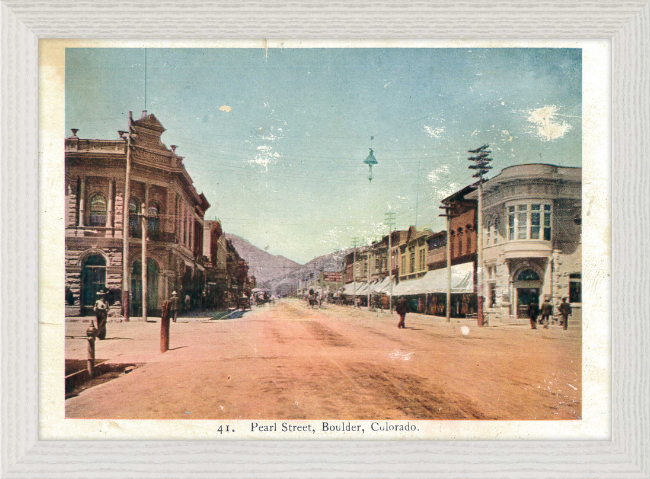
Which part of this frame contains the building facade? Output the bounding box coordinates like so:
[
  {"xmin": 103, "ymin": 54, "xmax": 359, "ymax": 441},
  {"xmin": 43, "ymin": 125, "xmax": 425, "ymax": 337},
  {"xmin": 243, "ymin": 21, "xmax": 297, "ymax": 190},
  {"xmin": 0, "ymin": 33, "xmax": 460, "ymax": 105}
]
[
  {"xmin": 65, "ymin": 112, "xmax": 210, "ymax": 316},
  {"xmin": 398, "ymin": 226, "xmax": 432, "ymax": 281},
  {"xmin": 466, "ymin": 164, "xmax": 582, "ymax": 320}
]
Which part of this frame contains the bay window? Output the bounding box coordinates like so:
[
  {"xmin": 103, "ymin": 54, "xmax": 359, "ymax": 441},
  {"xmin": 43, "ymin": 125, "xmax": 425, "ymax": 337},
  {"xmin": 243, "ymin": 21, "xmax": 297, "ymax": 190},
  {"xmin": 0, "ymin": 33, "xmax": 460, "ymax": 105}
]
[{"xmin": 507, "ymin": 202, "xmax": 552, "ymax": 241}]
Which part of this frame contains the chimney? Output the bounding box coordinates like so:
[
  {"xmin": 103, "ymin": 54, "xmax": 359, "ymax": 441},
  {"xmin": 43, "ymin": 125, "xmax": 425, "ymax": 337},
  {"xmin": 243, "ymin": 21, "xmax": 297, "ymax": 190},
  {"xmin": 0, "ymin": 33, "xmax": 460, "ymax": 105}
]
[
  {"xmin": 70, "ymin": 129, "xmax": 79, "ymax": 138},
  {"xmin": 141, "ymin": 110, "xmax": 147, "ymax": 118},
  {"xmin": 170, "ymin": 145, "xmax": 178, "ymax": 153}
]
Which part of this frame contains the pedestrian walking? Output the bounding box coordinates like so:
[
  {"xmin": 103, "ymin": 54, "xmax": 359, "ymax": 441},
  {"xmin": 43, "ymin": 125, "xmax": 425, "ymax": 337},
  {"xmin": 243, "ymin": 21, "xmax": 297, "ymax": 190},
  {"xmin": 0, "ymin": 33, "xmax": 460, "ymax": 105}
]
[
  {"xmin": 184, "ymin": 293, "xmax": 191, "ymax": 312},
  {"xmin": 528, "ymin": 299, "xmax": 540, "ymax": 329},
  {"xmin": 93, "ymin": 290, "xmax": 109, "ymax": 340},
  {"xmin": 540, "ymin": 298, "xmax": 553, "ymax": 329},
  {"xmin": 396, "ymin": 297, "xmax": 409, "ymax": 329},
  {"xmin": 558, "ymin": 297, "xmax": 572, "ymax": 330},
  {"xmin": 170, "ymin": 291, "xmax": 179, "ymax": 322}
]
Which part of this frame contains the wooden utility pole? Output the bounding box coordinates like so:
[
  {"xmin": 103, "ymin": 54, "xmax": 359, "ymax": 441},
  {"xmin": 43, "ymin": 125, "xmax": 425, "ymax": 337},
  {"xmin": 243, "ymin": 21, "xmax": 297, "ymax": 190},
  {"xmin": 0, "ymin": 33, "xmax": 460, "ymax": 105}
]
[
  {"xmin": 385, "ymin": 212, "xmax": 395, "ymax": 311},
  {"xmin": 439, "ymin": 205, "xmax": 459, "ymax": 322},
  {"xmin": 468, "ymin": 144, "xmax": 493, "ymax": 327},
  {"xmin": 121, "ymin": 112, "xmax": 135, "ymax": 321},
  {"xmin": 367, "ymin": 248, "xmax": 371, "ymax": 310},
  {"xmin": 351, "ymin": 237, "xmax": 359, "ymax": 307},
  {"xmin": 141, "ymin": 201, "xmax": 148, "ymax": 322}
]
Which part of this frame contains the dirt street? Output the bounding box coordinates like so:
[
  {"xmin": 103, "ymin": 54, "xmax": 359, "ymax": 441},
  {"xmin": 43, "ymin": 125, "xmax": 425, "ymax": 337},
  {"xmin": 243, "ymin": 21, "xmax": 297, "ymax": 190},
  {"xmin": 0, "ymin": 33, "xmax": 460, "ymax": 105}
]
[{"xmin": 66, "ymin": 299, "xmax": 581, "ymax": 420}]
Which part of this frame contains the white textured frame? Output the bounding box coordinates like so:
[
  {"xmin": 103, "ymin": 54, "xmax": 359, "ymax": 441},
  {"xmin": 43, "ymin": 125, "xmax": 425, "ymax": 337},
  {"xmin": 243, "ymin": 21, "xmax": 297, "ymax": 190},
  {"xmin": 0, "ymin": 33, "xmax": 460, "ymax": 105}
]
[{"xmin": 1, "ymin": 1, "xmax": 648, "ymax": 477}]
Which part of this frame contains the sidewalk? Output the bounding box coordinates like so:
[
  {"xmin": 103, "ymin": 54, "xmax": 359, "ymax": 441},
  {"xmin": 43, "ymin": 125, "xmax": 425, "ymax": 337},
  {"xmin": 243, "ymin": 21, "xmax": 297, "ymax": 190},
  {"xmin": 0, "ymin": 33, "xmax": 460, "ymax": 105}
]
[{"xmin": 66, "ymin": 313, "xmax": 229, "ymax": 365}]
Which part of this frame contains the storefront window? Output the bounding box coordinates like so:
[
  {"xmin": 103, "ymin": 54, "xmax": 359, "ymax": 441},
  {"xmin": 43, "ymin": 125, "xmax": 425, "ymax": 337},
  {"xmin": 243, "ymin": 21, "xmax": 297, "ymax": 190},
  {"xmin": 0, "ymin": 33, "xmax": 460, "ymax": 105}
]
[{"xmin": 569, "ymin": 273, "xmax": 581, "ymax": 303}]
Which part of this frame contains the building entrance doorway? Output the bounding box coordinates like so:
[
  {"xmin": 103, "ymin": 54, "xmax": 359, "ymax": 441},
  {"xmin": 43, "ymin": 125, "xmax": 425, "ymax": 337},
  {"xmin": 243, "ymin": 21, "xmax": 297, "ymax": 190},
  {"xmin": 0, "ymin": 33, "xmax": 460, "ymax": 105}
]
[
  {"xmin": 81, "ymin": 254, "xmax": 106, "ymax": 315},
  {"xmin": 517, "ymin": 288, "xmax": 540, "ymax": 318},
  {"xmin": 512, "ymin": 268, "xmax": 543, "ymax": 318}
]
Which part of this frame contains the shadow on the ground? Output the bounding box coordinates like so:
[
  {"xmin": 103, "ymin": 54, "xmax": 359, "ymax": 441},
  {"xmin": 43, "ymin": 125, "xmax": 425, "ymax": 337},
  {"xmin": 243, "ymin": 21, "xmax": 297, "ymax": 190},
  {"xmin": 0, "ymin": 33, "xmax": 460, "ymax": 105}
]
[{"xmin": 168, "ymin": 346, "xmax": 188, "ymax": 351}]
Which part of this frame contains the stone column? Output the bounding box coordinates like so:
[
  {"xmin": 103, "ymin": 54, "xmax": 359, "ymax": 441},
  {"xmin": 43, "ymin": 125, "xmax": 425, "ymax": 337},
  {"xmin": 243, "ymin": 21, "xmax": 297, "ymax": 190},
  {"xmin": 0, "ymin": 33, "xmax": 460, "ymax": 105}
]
[
  {"xmin": 543, "ymin": 257, "xmax": 553, "ymax": 300},
  {"xmin": 188, "ymin": 207, "xmax": 194, "ymax": 252},
  {"xmin": 107, "ymin": 179, "xmax": 114, "ymax": 232},
  {"xmin": 181, "ymin": 202, "xmax": 186, "ymax": 246},
  {"xmin": 65, "ymin": 182, "xmax": 71, "ymax": 229},
  {"xmin": 77, "ymin": 177, "xmax": 85, "ymax": 227}
]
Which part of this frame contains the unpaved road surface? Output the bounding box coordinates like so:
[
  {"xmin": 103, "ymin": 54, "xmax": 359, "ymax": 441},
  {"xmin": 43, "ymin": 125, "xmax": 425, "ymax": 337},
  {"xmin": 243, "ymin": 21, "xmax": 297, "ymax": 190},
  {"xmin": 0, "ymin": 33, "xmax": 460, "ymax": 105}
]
[{"xmin": 66, "ymin": 299, "xmax": 581, "ymax": 420}]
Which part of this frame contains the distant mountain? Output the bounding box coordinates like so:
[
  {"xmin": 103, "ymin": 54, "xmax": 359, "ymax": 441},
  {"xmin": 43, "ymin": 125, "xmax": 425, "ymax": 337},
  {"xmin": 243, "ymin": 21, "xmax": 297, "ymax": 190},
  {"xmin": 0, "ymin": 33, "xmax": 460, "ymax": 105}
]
[
  {"xmin": 224, "ymin": 234, "xmax": 301, "ymax": 286},
  {"xmin": 263, "ymin": 248, "xmax": 350, "ymax": 296}
]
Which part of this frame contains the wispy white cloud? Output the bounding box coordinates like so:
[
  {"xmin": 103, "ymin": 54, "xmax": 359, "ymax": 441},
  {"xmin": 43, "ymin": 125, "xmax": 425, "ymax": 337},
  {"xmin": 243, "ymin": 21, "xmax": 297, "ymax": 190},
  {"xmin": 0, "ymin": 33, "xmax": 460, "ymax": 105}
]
[
  {"xmin": 427, "ymin": 164, "xmax": 450, "ymax": 184},
  {"xmin": 423, "ymin": 125, "xmax": 445, "ymax": 138},
  {"xmin": 249, "ymin": 144, "xmax": 281, "ymax": 171},
  {"xmin": 526, "ymin": 105, "xmax": 573, "ymax": 141}
]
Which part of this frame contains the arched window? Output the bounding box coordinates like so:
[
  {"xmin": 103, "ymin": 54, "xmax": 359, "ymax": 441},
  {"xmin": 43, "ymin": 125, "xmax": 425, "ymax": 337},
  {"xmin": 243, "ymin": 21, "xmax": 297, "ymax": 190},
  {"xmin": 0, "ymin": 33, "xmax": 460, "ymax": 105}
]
[
  {"xmin": 129, "ymin": 197, "xmax": 141, "ymax": 238},
  {"xmin": 516, "ymin": 269, "xmax": 540, "ymax": 281},
  {"xmin": 89, "ymin": 194, "xmax": 107, "ymax": 226},
  {"xmin": 148, "ymin": 202, "xmax": 161, "ymax": 240},
  {"xmin": 457, "ymin": 228, "xmax": 463, "ymax": 256}
]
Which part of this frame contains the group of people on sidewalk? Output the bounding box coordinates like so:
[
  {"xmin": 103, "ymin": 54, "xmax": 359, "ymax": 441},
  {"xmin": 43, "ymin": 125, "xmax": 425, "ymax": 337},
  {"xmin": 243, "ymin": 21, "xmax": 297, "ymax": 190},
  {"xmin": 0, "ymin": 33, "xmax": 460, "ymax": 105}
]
[
  {"xmin": 528, "ymin": 297, "xmax": 573, "ymax": 330},
  {"xmin": 394, "ymin": 295, "xmax": 573, "ymax": 331}
]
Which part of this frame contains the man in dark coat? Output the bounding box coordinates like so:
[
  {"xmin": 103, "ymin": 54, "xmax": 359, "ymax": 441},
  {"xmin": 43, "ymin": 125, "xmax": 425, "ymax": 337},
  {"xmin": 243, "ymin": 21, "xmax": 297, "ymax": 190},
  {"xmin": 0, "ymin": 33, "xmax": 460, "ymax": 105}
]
[
  {"xmin": 540, "ymin": 298, "xmax": 553, "ymax": 329},
  {"xmin": 558, "ymin": 297, "xmax": 572, "ymax": 330},
  {"xmin": 528, "ymin": 300, "xmax": 540, "ymax": 329},
  {"xmin": 93, "ymin": 291, "xmax": 109, "ymax": 340},
  {"xmin": 396, "ymin": 297, "xmax": 409, "ymax": 329},
  {"xmin": 170, "ymin": 291, "xmax": 179, "ymax": 322}
]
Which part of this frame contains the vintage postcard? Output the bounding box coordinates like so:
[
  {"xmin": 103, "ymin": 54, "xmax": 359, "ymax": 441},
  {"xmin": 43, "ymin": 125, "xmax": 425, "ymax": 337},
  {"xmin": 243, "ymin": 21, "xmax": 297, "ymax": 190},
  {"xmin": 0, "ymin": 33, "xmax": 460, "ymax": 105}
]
[{"xmin": 40, "ymin": 40, "xmax": 610, "ymax": 440}]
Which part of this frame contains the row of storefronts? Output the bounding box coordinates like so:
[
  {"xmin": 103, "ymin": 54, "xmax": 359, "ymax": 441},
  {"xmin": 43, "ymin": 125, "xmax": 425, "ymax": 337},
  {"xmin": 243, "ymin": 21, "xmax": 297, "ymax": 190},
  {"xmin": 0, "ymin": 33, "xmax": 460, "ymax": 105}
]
[
  {"xmin": 341, "ymin": 163, "xmax": 582, "ymax": 321},
  {"xmin": 64, "ymin": 112, "xmax": 253, "ymax": 317}
]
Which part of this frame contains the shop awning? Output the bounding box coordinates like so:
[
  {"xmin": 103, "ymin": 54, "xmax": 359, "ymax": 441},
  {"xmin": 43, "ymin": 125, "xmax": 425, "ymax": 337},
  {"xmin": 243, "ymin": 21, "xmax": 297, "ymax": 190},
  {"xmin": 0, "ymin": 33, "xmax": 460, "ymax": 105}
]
[
  {"xmin": 392, "ymin": 263, "xmax": 475, "ymax": 296},
  {"xmin": 419, "ymin": 262, "xmax": 474, "ymax": 294},
  {"xmin": 342, "ymin": 282, "xmax": 362, "ymax": 295},
  {"xmin": 373, "ymin": 276, "xmax": 395, "ymax": 294}
]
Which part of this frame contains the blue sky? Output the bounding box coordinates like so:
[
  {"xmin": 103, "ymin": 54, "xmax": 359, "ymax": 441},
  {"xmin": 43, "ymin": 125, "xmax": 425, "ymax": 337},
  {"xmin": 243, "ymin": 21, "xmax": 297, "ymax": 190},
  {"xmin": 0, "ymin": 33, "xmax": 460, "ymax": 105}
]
[{"xmin": 66, "ymin": 48, "xmax": 581, "ymax": 264}]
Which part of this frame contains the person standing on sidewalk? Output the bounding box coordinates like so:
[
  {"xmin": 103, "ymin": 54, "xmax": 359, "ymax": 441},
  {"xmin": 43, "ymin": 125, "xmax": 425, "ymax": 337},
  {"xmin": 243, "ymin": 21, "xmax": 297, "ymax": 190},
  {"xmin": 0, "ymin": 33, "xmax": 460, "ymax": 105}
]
[
  {"xmin": 540, "ymin": 298, "xmax": 553, "ymax": 329},
  {"xmin": 93, "ymin": 291, "xmax": 109, "ymax": 340},
  {"xmin": 558, "ymin": 297, "xmax": 572, "ymax": 330},
  {"xmin": 396, "ymin": 296, "xmax": 409, "ymax": 329},
  {"xmin": 170, "ymin": 291, "xmax": 179, "ymax": 322},
  {"xmin": 528, "ymin": 299, "xmax": 540, "ymax": 329}
]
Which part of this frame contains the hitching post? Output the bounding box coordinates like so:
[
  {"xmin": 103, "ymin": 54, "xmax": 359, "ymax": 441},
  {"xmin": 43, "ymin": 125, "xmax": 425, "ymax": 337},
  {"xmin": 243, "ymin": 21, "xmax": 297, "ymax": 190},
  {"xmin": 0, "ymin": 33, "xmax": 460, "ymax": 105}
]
[
  {"xmin": 160, "ymin": 299, "xmax": 170, "ymax": 353},
  {"xmin": 86, "ymin": 325, "xmax": 97, "ymax": 379}
]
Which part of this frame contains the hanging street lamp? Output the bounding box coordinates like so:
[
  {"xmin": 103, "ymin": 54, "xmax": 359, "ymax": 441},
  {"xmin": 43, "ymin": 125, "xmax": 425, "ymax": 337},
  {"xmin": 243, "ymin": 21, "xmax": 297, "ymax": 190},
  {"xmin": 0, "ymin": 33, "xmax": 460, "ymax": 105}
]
[{"xmin": 363, "ymin": 148, "xmax": 378, "ymax": 182}]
